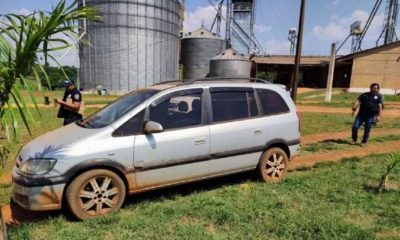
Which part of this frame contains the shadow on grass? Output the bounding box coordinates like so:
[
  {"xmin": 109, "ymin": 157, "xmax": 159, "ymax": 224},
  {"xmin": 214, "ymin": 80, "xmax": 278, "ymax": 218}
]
[
  {"xmin": 320, "ymin": 139, "xmax": 353, "ymax": 145},
  {"xmin": 5, "ymin": 201, "xmax": 63, "ymax": 227},
  {"xmin": 123, "ymin": 171, "xmax": 259, "ymax": 207},
  {"xmin": 4, "ymin": 171, "xmax": 260, "ymax": 225}
]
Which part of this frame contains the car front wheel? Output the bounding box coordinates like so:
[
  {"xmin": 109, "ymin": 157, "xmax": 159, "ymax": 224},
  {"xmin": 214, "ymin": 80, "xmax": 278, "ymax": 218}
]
[
  {"xmin": 258, "ymin": 147, "xmax": 288, "ymax": 183},
  {"xmin": 66, "ymin": 169, "xmax": 126, "ymax": 220}
]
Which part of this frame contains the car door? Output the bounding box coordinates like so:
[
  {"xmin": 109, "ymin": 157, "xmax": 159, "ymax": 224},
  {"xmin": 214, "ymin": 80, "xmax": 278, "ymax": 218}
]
[
  {"xmin": 133, "ymin": 88, "xmax": 210, "ymax": 189},
  {"xmin": 208, "ymin": 87, "xmax": 266, "ymax": 174}
]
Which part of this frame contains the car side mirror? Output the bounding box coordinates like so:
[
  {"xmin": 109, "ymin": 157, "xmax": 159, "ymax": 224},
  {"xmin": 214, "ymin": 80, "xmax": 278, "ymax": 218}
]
[{"xmin": 144, "ymin": 121, "xmax": 163, "ymax": 134}]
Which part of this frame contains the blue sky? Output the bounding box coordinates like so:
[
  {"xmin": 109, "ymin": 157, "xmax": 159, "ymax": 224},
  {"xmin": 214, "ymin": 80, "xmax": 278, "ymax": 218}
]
[{"xmin": 0, "ymin": 0, "xmax": 397, "ymax": 65}]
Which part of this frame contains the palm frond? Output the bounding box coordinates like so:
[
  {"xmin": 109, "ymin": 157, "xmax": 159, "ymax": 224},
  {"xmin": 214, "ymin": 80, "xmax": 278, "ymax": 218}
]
[{"xmin": 0, "ymin": 0, "xmax": 100, "ymax": 142}]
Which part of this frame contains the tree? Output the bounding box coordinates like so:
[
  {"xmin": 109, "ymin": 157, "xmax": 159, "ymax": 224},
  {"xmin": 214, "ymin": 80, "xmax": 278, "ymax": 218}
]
[{"xmin": 0, "ymin": 0, "xmax": 100, "ymax": 141}]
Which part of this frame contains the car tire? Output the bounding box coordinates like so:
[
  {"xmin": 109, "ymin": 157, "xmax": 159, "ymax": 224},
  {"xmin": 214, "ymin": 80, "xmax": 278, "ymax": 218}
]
[
  {"xmin": 66, "ymin": 169, "xmax": 126, "ymax": 220},
  {"xmin": 258, "ymin": 147, "xmax": 288, "ymax": 183}
]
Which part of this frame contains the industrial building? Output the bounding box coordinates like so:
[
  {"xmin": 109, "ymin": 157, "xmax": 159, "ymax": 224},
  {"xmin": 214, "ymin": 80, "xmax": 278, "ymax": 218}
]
[
  {"xmin": 338, "ymin": 41, "xmax": 400, "ymax": 94},
  {"xmin": 253, "ymin": 55, "xmax": 352, "ymax": 89}
]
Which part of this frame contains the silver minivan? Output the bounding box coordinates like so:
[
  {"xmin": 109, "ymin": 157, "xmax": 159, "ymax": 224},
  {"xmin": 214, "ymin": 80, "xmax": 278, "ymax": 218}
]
[{"xmin": 12, "ymin": 78, "xmax": 300, "ymax": 220}]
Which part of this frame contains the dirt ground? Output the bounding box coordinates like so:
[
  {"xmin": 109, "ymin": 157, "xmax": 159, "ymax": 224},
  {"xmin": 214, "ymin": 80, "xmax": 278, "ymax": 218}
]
[
  {"xmin": 301, "ymin": 128, "xmax": 400, "ymax": 145},
  {"xmin": 290, "ymin": 140, "xmax": 400, "ymax": 170}
]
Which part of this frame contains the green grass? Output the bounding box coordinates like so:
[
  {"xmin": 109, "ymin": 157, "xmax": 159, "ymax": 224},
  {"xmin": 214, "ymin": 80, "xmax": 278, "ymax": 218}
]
[
  {"xmin": 297, "ymin": 89, "xmax": 400, "ymax": 108},
  {"xmin": 7, "ymin": 154, "xmax": 400, "ymax": 240},
  {"xmin": 300, "ymin": 112, "xmax": 400, "ymax": 136},
  {"xmin": 303, "ymin": 135, "xmax": 400, "ymax": 153},
  {"xmin": 300, "ymin": 112, "xmax": 354, "ymax": 136}
]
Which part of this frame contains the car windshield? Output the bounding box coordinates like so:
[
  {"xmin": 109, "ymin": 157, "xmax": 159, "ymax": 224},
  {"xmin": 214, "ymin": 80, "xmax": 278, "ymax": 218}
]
[{"xmin": 77, "ymin": 89, "xmax": 159, "ymax": 129}]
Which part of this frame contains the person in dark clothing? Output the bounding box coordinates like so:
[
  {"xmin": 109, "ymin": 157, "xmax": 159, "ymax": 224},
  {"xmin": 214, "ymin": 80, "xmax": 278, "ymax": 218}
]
[
  {"xmin": 351, "ymin": 83, "xmax": 383, "ymax": 146},
  {"xmin": 55, "ymin": 80, "xmax": 83, "ymax": 126}
]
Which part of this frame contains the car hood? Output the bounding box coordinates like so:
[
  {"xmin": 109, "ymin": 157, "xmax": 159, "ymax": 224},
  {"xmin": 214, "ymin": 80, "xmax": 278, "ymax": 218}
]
[{"xmin": 18, "ymin": 123, "xmax": 105, "ymax": 162}]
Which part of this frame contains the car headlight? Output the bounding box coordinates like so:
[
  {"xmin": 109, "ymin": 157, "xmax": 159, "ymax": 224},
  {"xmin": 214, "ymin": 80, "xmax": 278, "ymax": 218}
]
[{"xmin": 19, "ymin": 158, "xmax": 57, "ymax": 175}]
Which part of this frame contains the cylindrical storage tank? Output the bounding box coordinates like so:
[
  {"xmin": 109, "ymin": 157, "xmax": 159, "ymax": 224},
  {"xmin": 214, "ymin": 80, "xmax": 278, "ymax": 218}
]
[
  {"xmin": 79, "ymin": 0, "xmax": 181, "ymax": 93},
  {"xmin": 209, "ymin": 48, "xmax": 252, "ymax": 78},
  {"xmin": 180, "ymin": 26, "xmax": 225, "ymax": 80}
]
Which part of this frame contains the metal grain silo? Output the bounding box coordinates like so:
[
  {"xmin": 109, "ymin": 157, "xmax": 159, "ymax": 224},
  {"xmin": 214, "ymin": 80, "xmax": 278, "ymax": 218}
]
[
  {"xmin": 180, "ymin": 26, "xmax": 225, "ymax": 80},
  {"xmin": 79, "ymin": 0, "xmax": 181, "ymax": 93},
  {"xmin": 209, "ymin": 48, "xmax": 252, "ymax": 77}
]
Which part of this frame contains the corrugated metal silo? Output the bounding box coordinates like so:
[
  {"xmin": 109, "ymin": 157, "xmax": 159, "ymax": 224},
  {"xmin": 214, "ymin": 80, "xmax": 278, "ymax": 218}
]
[
  {"xmin": 79, "ymin": 0, "xmax": 181, "ymax": 93},
  {"xmin": 180, "ymin": 26, "xmax": 225, "ymax": 80},
  {"xmin": 209, "ymin": 48, "xmax": 252, "ymax": 77}
]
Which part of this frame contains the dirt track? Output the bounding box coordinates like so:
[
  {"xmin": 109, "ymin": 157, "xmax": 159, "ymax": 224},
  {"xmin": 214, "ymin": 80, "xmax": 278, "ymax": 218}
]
[
  {"xmin": 290, "ymin": 140, "xmax": 400, "ymax": 170},
  {"xmin": 297, "ymin": 105, "xmax": 400, "ymax": 118},
  {"xmin": 301, "ymin": 128, "xmax": 400, "ymax": 145}
]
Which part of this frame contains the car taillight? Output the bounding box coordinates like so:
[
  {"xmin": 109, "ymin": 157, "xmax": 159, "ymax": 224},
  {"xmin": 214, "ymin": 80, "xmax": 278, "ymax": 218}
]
[{"xmin": 296, "ymin": 112, "xmax": 301, "ymax": 133}]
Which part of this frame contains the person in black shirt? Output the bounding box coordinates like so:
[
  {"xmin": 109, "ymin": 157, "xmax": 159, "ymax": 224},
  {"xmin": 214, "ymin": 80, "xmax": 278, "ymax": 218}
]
[
  {"xmin": 55, "ymin": 80, "xmax": 83, "ymax": 126},
  {"xmin": 351, "ymin": 83, "xmax": 383, "ymax": 146}
]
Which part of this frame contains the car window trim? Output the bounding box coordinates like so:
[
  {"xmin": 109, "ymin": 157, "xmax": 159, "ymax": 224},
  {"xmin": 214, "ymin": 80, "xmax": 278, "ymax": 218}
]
[
  {"xmin": 210, "ymin": 87, "xmax": 253, "ymax": 93},
  {"xmin": 144, "ymin": 88, "xmax": 206, "ymax": 132},
  {"xmin": 151, "ymin": 88, "xmax": 203, "ymax": 108},
  {"xmin": 209, "ymin": 88, "xmax": 257, "ymax": 123},
  {"xmin": 112, "ymin": 110, "xmax": 146, "ymax": 137},
  {"xmin": 256, "ymin": 88, "xmax": 290, "ymax": 116}
]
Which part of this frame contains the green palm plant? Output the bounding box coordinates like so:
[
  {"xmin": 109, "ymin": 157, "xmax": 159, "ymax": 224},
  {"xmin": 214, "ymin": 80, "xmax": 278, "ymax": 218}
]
[
  {"xmin": 0, "ymin": 0, "xmax": 100, "ymax": 142},
  {"xmin": 378, "ymin": 151, "xmax": 400, "ymax": 193}
]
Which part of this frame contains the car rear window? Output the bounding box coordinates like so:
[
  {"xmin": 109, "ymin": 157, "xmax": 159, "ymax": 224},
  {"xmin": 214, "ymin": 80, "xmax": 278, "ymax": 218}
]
[
  {"xmin": 211, "ymin": 88, "xmax": 258, "ymax": 123},
  {"xmin": 256, "ymin": 89, "xmax": 289, "ymax": 116}
]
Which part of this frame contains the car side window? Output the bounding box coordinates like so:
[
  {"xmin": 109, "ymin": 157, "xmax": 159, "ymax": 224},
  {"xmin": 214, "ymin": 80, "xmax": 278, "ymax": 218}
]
[
  {"xmin": 211, "ymin": 90, "xmax": 257, "ymax": 122},
  {"xmin": 256, "ymin": 89, "xmax": 289, "ymax": 116},
  {"xmin": 112, "ymin": 110, "xmax": 145, "ymax": 137},
  {"xmin": 149, "ymin": 93, "xmax": 202, "ymax": 130}
]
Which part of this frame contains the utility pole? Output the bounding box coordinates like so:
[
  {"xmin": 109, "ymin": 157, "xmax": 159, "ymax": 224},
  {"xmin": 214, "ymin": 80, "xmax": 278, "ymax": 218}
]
[
  {"xmin": 325, "ymin": 43, "xmax": 336, "ymax": 102},
  {"xmin": 291, "ymin": 0, "xmax": 306, "ymax": 102}
]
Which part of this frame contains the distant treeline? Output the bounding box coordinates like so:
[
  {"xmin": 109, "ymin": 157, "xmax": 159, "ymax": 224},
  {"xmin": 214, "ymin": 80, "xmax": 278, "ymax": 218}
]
[{"xmin": 33, "ymin": 65, "xmax": 78, "ymax": 90}]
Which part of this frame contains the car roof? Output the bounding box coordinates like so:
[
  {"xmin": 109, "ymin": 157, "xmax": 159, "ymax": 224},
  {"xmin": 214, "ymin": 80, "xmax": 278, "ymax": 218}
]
[{"xmin": 148, "ymin": 77, "xmax": 286, "ymax": 93}]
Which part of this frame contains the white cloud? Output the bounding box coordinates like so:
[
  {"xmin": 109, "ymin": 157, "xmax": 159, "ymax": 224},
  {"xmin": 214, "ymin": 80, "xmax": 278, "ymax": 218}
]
[
  {"xmin": 264, "ymin": 39, "xmax": 291, "ymax": 55},
  {"xmin": 312, "ymin": 9, "xmax": 385, "ymax": 47},
  {"xmin": 15, "ymin": 8, "xmax": 32, "ymax": 16},
  {"xmin": 254, "ymin": 24, "xmax": 272, "ymax": 34},
  {"xmin": 313, "ymin": 23, "xmax": 347, "ymax": 41},
  {"xmin": 334, "ymin": 0, "xmax": 341, "ymax": 5},
  {"xmin": 183, "ymin": 5, "xmax": 223, "ymax": 33}
]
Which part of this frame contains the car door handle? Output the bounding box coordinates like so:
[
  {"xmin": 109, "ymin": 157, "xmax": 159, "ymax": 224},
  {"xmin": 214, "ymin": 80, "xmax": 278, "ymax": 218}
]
[
  {"xmin": 194, "ymin": 139, "xmax": 206, "ymax": 145},
  {"xmin": 253, "ymin": 130, "xmax": 262, "ymax": 135}
]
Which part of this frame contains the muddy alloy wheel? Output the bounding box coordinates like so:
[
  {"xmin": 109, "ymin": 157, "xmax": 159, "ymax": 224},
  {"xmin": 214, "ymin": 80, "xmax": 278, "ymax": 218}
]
[
  {"xmin": 258, "ymin": 147, "xmax": 288, "ymax": 183},
  {"xmin": 66, "ymin": 169, "xmax": 126, "ymax": 220}
]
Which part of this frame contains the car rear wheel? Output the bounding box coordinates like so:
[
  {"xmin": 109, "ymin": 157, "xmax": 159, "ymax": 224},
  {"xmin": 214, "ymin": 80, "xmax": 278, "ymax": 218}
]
[
  {"xmin": 258, "ymin": 147, "xmax": 288, "ymax": 183},
  {"xmin": 66, "ymin": 169, "xmax": 126, "ymax": 220}
]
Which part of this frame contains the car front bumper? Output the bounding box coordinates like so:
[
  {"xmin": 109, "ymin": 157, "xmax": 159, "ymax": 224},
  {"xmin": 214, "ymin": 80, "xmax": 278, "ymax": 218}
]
[{"xmin": 12, "ymin": 181, "xmax": 65, "ymax": 211}]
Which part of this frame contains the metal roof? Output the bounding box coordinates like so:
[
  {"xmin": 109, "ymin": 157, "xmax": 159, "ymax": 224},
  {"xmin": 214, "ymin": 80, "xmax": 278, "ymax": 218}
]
[
  {"xmin": 182, "ymin": 26, "xmax": 222, "ymax": 40},
  {"xmin": 211, "ymin": 48, "xmax": 250, "ymax": 61},
  {"xmin": 253, "ymin": 55, "xmax": 330, "ymax": 65}
]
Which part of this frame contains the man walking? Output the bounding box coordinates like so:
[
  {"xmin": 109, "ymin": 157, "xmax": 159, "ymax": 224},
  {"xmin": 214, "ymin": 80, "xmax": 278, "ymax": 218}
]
[
  {"xmin": 55, "ymin": 80, "xmax": 83, "ymax": 125},
  {"xmin": 351, "ymin": 83, "xmax": 383, "ymax": 146}
]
